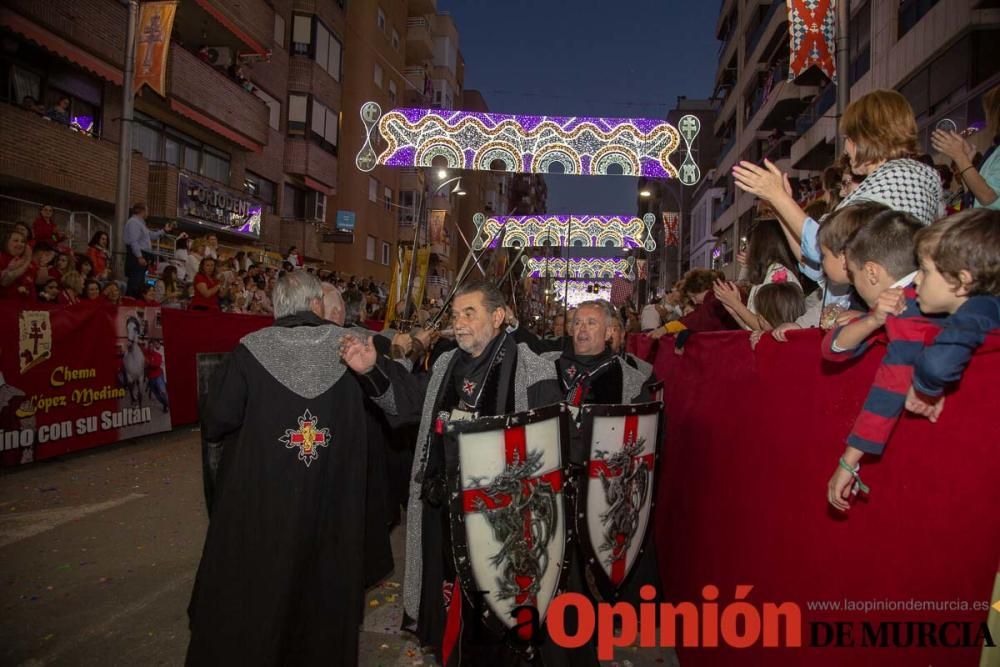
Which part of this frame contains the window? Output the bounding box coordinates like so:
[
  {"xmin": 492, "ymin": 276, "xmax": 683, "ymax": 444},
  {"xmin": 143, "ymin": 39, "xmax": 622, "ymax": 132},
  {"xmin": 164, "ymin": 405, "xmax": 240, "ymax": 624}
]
[
  {"xmin": 381, "ymin": 241, "xmax": 391, "ymax": 265},
  {"xmin": 314, "ymin": 21, "xmax": 343, "ymax": 81},
  {"xmin": 369, "ymin": 177, "xmax": 378, "ymax": 203},
  {"xmin": 848, "ymin": 2, "xmax": 871, "ymax": 86},
  {"xmin": 374, "ymin": 63, "xmax": 383, "ymax": 88},
  {"xmin": 310, "ymin": 99, "xmax": 339, "ymax": 153},
  {"xmin": 388, "ymin": 79, "xmax": 397, "ymax": 105},
  {"xmin": 384, "ymin": 186, "xmax": 393, "ymax": 211},
  {"xmin": 254, "ymin": 87, "xmax": 281, "ymax": 130},
  {"xmin": 274, "ymin": 14, "xmax": 285, "ymax": 47},
  {"xmin": 288, "ymin": 94, "xmax": 308, "ymax": 133},
  {"xmin": 898, "ymin": 0, "xmax": 940, "ymax": 40},
  {"xmin": 291, "ymin": 15, "xmax": 342, "ymax": 80},
  {"xmin": 132, "ymin": 116, "xmax": 162, "ymax": 161},
  {"xmin": 366, "ymin": 235, "xmax": 376, "ymax": 261},
  {"xmin": 292, "ymin": 15, "xmax": 312, "ymax": 55},
  {"xmin": 399, "ymin": 190, "xmax": 416, "ymax": 225},
  {"xmin": 203, "ymin": 147, "xmax": 231, "ymax": 183},
  {"xmin": 245, "ymin": 172, "xmax": 277, "ymax": 213},
  {"xmin": 377, "ymin": 8, "xmax": 386, "ymax": 32},
  {"xmin": 391, "ymin": 28, "xmax": 400, "ymax": 51},
  {"xmin": 282, "ymin": 184, "xmax": 306, "ymax": 219}
]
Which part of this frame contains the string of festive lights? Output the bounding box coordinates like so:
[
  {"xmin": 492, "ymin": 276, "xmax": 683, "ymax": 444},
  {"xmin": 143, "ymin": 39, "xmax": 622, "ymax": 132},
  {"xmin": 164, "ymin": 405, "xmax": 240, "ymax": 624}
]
[
  {"xmin": 362, "ymin": 107, "xmax": 682, "ymax": 179},
  {"xmin": 522, "ymin": 257, "xmax": 634, "ymax": 280},
  {"xmin": 472, "ymin": 213, "xmax": 656, "ymax": 251},
  {"xmin": 550, "ymin": 280, "xmax": 613, "ymax": 307}
]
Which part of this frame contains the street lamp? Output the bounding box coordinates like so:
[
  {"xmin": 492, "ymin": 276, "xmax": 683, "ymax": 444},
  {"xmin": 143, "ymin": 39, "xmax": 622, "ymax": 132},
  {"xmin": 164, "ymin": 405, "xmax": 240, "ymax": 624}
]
[{"xmin": 639, "ymin": 189, "xmax": 652, "ymax": 198}]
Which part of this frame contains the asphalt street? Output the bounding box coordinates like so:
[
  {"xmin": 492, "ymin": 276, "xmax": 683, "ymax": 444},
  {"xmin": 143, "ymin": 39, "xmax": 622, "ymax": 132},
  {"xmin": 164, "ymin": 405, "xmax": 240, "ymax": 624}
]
[{"xmin": 0, "ymin": 428, "xmax": 677, "ymax": 667}]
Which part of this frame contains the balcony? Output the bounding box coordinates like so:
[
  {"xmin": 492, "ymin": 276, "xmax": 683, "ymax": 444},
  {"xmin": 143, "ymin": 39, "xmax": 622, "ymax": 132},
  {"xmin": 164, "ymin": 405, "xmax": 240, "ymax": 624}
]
[
  {"xmin": 284, "ymin": 137, "xmax": 339, "ymax": 191},
  {"xmin": 745, "ymin": 61, "xmax": 817, "ymax": 134},
  {"xmin": 147, "ymin": 163, "xmax": 180, "ymax": 219},
  {"xmin": 406, "ymin": 18, "xmax": 434, "ymax": 63},
  {"xmin": 408, "ymin": 0, "xmax": 438, "ymax": 17},
  {"xmin": 190, "ymin": 0, "xmax": 274, "ymax": 55},
  {"xmin": 794, "ymin": 84, "xmax": 836, "ymax": 136},
  {"xmin": 0, "ymin": 104, "xmax": 148, "ymax": 206},
  {"xmin": 168, "ymin": 45, "xmax": 270, "ymax": 149},
  {"xmin": 746, "ymin": 0, "xmax": 786, "ymax": 64}
]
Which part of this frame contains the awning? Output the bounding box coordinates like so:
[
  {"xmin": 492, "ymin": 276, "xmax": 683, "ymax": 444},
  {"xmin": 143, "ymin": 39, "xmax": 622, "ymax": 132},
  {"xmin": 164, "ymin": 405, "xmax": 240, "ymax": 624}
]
[
  {"xmin": 191, "ymin": 0, "xmax": 268, "ymax": 56},
  {"xmin": 304, "ymin": 176, "xmax": 335, "ymax": 196},
  {"xmin": 0, "ymin": 9, "xmax": 123, "ymax": 85},
  {"xmin": 169, "ymin": 99, "xmax": 263, "ymax": 153}
]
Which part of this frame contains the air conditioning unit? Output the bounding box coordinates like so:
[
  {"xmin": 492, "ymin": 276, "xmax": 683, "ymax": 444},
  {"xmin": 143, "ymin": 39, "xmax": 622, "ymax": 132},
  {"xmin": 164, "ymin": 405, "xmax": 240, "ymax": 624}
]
[
  {"xmin": 305, "ymin": 191, "xmax": 327, "ymax": 221},
  {"xmin": 203, "ymin": 46, "xmax": 233, "ymax": 68}
]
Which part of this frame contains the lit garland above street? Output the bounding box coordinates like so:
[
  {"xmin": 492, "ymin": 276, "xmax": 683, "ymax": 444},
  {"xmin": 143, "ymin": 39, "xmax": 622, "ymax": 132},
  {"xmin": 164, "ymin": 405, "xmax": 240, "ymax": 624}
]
[
  {"xmin": 522, "ymin": 256, "xmax": 635, "ymax": 280},
  {"xmin": 356, "ymin": 103, "xmax": 704, "ymax": 183},
  {"xmin": 473, "ymin": 213, "xmax": 656, "ymax": 251}
]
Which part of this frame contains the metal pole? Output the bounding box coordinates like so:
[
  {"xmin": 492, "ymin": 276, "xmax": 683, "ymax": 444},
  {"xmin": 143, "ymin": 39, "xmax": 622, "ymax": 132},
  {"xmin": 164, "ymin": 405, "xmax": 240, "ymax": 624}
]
[
  {"xmin": 834, "ymin": 0, "xmax": 850, "ymax": 155},
  {"xmin": 113, "ymin": 0, "xmax": 138, "ymax": 277}
]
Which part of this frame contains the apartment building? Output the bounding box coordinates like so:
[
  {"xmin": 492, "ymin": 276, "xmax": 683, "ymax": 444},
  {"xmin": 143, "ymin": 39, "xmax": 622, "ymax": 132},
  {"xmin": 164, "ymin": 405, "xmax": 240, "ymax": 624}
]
[
  {"xmin": 0, "ymin": 0, "xmax": 471, "ymax": 283},
  {"xmin": 1, "ymin": 0, "xmax": 285, "ymax": 258},
  {"xmin": 707, "ymin": 0, "xmax": 1000, "ymax": 275}
]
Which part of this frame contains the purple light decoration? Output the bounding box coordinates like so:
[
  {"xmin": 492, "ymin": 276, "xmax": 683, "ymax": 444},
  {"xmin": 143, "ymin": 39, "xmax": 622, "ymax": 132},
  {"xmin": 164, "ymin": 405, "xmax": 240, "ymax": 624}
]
[
  {"xmin": 377, "ymin": 107, "xmax": 681, "ymax": 179},
  {"xmin": 472, "ymin": 213, "xmax": 654, "ymax": 251},
  {"xmin": 523, "ymin": 256, "xmax": 634, "ymax": 279}
]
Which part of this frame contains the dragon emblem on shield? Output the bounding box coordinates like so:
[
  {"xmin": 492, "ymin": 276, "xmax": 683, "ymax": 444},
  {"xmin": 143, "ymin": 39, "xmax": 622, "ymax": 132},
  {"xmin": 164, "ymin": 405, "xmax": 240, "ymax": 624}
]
[
  {"xmin": 471, "ymin": 448, "xmax": 558, "ymax": 603},
  {"xmin": 595, "ymin": 436, "xmax": 649, "ymax": 576}
]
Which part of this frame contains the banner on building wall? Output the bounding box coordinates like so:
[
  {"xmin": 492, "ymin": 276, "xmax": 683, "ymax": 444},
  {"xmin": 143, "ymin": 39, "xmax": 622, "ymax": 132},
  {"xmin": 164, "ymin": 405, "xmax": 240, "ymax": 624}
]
[
  {"xmin": 1, "ymin": 303, "xmax": 173, "ymax": 466},
  {"xmin": 134, "ymin": 1, "xmax": 179, "ymax": 96},
  {"xmin": 787, "ymin": 0, "xmax": 837, "ymax": 83},
  {"xmin": 636, "ymin": 259, "xmax": 648, "ymax": 280},
  {"xmin": 429, "ymin": 210, "xmax": 447, "ymax": 245},
  {"xmin": 663, "ymin": 211, "xmax": 680, "ymax": 247}
]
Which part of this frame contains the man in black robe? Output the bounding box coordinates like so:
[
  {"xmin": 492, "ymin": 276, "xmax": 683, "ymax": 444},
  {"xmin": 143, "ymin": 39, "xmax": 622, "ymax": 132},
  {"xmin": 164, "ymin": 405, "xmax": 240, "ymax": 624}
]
[
  {"xmin": 543, "ymin": 300, "xmax": 656, "ymax": 452},
  {"xmin": 542, "ymin": 299, "xmax": 661, "ymax": 606},
  {"xmin": 322, "ymin": 282, "xmax": 395, "ymax": 586},
  {"xmin": 341, "ymin": 281, "xmax": 592, "ymax": 665},
  {"xmin": 187, "ymin": 272, "xmax": 369, "ymax": 667}
]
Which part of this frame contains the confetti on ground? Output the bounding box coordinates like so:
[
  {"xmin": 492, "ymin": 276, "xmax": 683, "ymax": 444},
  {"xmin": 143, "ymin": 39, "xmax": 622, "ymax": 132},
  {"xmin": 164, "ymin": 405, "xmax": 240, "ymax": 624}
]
[
  {"xmin": 369, "ymin": 599, "xmax": 380, "ymax": 608},
  {"xmin": 43, "ymin": 634, "xmax": 54, "ymax": 641},
  {"xmin": 56, "ymin": 564, "xmax": 71, "ymax": 571},
  {"xmin": 380, "ymin": 644, "xmax": 389, "ymax": 650},
  {"xmin": 385, "ymin": 594, "xmax": 398, "ymax": 603}
]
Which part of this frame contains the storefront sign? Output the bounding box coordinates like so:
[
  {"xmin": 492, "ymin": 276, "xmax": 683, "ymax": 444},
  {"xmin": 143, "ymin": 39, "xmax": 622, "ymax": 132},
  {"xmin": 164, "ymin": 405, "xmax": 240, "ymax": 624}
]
[{"xmin": 178, "ymin": 172, "xmax": 262, "ymax": 238}]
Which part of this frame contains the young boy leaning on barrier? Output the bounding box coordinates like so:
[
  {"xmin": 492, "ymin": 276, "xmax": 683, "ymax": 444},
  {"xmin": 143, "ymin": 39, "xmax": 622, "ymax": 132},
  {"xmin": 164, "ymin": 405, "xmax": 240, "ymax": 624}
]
[
  {"xmin": 770, "ymin": 201, "xmax": 889, "ymax": 341},
  {"xmin": 821, "ymin": 210, "xmax": 943, "ymax": 511},
  {"xmin": 904, "ymin": 209, "xmax": 1000, "ymax": 422}
]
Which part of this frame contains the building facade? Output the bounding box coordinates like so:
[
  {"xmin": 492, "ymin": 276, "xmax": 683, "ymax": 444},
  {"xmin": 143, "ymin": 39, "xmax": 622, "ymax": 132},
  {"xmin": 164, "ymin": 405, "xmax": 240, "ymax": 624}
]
[
  {"xmin": 708, "ymin": 0, "xmax": 1000, "ymax": 277},
  {"xmin": 0, "ymin": 0, "xmax": 471, "ymax": 284}
]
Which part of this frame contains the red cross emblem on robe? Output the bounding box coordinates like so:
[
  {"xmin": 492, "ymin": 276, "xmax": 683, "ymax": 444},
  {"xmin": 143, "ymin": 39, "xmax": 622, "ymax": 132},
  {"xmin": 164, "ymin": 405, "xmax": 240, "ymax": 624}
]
[{"xmin": 279, "ymin": 409, "xmax": 331, "ymax": 467}]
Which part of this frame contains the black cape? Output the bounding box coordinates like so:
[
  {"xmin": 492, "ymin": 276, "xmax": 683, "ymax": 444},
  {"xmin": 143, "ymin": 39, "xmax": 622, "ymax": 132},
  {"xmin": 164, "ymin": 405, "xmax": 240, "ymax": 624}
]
[{"xmin": 187, "ymin": 315, "xmax": 369, "ymax": 667}]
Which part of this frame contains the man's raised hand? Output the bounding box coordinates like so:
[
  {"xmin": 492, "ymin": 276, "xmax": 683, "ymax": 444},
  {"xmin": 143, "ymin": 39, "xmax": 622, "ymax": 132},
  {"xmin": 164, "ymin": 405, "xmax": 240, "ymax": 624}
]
[{"xmin": 340, "ymin": 335, "xmax": 377, "ymax": 374}]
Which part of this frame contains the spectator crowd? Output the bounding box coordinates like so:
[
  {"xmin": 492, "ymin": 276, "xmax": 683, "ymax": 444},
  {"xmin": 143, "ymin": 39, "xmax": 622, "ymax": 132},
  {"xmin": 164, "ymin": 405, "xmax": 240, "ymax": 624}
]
[{"xmin": 1, "ymin": 203, "xmax": 392, "ymax": 322}]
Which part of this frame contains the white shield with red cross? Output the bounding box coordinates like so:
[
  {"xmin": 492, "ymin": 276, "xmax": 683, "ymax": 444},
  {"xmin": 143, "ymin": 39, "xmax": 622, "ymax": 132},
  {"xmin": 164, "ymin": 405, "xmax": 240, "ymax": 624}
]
[
  {"xmin": 444, "ymin": 403, "xmax": 573, "ymax": 642},
  {"xmin": 578, "ymin": 401, "xmax": 662, "ymax": 600}
]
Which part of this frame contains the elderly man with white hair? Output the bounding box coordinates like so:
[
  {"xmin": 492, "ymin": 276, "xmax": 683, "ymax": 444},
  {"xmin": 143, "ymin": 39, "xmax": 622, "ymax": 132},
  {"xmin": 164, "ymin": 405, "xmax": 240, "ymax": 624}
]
[{"xmin": 188, "ymin": 271, "xmax": 376, "ymax": 667}]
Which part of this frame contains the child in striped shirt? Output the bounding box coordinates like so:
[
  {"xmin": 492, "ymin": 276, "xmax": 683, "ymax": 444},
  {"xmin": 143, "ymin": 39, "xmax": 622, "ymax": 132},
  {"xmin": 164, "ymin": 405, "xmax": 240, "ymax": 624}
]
[{"xmin": 823, "ymin": 211, "xmax": 943, "ymax": 511}]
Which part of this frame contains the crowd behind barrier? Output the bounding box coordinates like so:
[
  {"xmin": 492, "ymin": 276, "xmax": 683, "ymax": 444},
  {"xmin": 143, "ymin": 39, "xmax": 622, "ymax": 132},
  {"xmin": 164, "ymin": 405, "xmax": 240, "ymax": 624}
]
[{"xmin": 626, "ymin": 331, "xmax": 1000, "ymax": 666}]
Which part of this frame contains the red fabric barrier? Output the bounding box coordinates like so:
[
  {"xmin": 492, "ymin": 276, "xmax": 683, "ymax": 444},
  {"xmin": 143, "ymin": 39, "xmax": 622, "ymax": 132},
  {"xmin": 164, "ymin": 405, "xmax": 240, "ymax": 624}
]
[
  {"xmin": 161, "ymin": 309, "xmax": 269, "ymax": 426},
  {"xmin": 646, "ymin": 329, "xmax": 1000, "ymax": 665}
]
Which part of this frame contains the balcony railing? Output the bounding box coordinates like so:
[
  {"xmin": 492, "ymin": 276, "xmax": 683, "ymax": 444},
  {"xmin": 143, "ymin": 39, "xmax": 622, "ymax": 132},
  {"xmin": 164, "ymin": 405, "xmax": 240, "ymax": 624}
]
[{"xmin": 794, "ymin": 83, "xmax": 836, "ymax": 135}]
